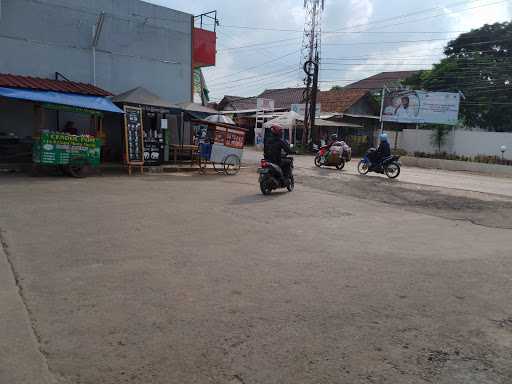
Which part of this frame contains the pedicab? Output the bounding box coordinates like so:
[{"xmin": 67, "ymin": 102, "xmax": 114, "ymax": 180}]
[{"xmin": 192, "ymin": 120, "xmax": 247, "ymax": 176}]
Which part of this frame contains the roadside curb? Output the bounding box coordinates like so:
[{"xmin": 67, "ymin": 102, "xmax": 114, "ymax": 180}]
[
  {"xmin": 402, "ymin": 156, "xmax": 512, "ymax": 178},
  {"xmin": 0, "ymin": 230, "xmax": 59, "ymax": 384}
]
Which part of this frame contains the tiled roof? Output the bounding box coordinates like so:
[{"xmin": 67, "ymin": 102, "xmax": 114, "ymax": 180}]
[
  {"xmin": 219, "ymin": 95, "xmax": 257, "ymax": 111},
  {"xmin": 257, "ymin": 88, "xmax": 306, "ymax": 109},
  {"xmin": 344, "ymin": 71, "xmax": 420, "ymax": 91},
  {"xmin": 0, "ymin": 73, "xmax": 112, "ymax": 96},
  {"xmin": 319, "ymin": 89, "xmax": 370, "ymax": 113}
]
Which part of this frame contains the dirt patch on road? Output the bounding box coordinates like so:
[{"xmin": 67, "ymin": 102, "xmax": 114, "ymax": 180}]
[{"xmin": 299, "ymin": 174, "xmax": 512, "ymax": 230}]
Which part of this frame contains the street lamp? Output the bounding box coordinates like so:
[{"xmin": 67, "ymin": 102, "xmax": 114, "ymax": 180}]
[{"xmin": 500, "ymin": 145, "xmax": 507, "ymax": 161}]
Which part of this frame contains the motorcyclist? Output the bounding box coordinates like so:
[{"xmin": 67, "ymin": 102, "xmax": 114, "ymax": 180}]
[
  {"xmin": 264, "ymin": 124, "xmax": 292, "ymax": 178},
  {"xmin": 320, "ymin": 134, "xmax": 339, "ymax": 162},
  {"xmin": 369, "ymin": 133, "xmax": 391, "ymax": 169}
]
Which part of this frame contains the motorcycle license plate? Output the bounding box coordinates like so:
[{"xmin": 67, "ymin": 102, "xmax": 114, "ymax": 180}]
[{"xmin": 258, "ymin": 168, "xmax": 270, "ymax": 174}]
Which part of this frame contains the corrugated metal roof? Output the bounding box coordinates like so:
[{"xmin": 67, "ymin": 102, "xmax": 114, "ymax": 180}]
[
  {"xmin": 0, "ymin": 73, "xmax": 112, "ymax": 96},
  {"xmin": 113, "ymin": 87, "xmax": 179, "ymax": 109}
]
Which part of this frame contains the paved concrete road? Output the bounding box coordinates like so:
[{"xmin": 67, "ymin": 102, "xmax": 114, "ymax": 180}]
[
  {"xmin": 244, "ymin": 147, "xmax": 512, "ymax": 197},
  {"xmin": 1, "ymin": 168, "xmax": 512, "ymax": 384}
]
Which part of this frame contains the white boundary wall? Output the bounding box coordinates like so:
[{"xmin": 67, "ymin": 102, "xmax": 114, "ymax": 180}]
[{"xmin": 388, "ymin": 129, "xmax": 512, "ymax": 160}]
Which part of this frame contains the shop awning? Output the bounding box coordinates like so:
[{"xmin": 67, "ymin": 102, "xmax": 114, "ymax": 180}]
[{"xmin": 0, "ymin": 87, "xmax": 124, "ymax": 114}]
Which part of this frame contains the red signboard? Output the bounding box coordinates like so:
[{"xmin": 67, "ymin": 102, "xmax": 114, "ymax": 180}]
[{"xmin": 193, "ymin": 28, "xmax": 216, "ymax": 68}]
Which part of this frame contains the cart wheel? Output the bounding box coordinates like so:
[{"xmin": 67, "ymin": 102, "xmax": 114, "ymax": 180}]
[
  {"xmin": 212, "ymin": 161, "xmax": 224, "ymax": 174},
  {"xmin": 223, "ymin": 154, "xmax": 241, "ymax": 176},
  {"xmin": 198, "ymin": 158, "xmax": 208, "ymax": 175},
  {"xmin": 30, "ymin": 164, "xmax": 42, "ymax": 177},
  {"xmin": 68, "ymin": 158, "xmax": 89, "ymax": 178},
  {"xmin": 59, "ymin": 165, "xmax": 71, "ymax": 176}
]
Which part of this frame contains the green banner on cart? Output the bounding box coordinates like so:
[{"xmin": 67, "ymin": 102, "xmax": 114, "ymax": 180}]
[{"xmin": 33, "ymin": 132, "xmax": 101, "ymax": 166}]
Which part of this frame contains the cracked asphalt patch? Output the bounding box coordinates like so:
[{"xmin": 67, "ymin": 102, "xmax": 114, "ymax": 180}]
[{"xmin": 298, "ymin": 172, "xmax": 512, "ymax": 229}]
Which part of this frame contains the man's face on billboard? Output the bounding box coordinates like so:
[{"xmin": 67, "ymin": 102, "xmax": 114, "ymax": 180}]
[{"xmin": 402, "ymin": 97, "xmax": 410, "ymax": 108}]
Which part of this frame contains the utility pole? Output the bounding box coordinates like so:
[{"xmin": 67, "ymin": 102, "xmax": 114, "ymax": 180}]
[{"xmin": 301, "ymin": 0, "xmax": 324, "ymax": 147}]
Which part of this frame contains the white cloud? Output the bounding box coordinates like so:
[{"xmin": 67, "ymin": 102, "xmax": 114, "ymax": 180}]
[
  {"xmin": 442, "ymin": 1, "xmax": 511, "ymax": 31},
  {"xmin": 333, "ymin": 40, "xmax": 445, "ymax": 87},
  {"xmin": 146, "ymin": 0, "xmax": 510, "ymax": 98},
  {"xmin": 346, "ymin": 0, "xmax": 374, "ymax": 30}
]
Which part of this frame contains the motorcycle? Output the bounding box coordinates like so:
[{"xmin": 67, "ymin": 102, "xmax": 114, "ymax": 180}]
[
  {"xmin": 258, "ymin": 157, "xmax": 294, "ymax": 195},
  {"xmin": 314, "ymin": 141, "xmax": 352, "ymax": 170},
  {"xmin": 358, "ymin": 148, "xmax": 401, "ymax": 179}
]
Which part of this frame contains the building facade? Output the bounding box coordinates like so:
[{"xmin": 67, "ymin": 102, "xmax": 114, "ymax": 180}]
[{"xmin": 0, "ymin": 0, "xmax": 194, "ymax": 102}]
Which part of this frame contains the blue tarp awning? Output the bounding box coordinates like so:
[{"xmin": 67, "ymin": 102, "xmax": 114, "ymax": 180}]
[{"xmin": 0, "ymin": 87, "xmax": 124, "ymax": 114}]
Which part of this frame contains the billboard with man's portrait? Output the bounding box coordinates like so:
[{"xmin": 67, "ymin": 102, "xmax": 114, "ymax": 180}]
[{"xmin": 381, "ymin": 90, "xmax": 460, "ymax": 125}]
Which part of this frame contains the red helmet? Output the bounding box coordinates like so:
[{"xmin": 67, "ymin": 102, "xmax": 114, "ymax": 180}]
[{"xmin": 270, "ymin": 124, "xmax": 283, "ymax": 136}]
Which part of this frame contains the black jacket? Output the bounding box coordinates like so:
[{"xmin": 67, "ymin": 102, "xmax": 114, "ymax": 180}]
[
  {"xmin": 264, "ymin": 134, "xmax": 291, "ymax": 164},
  {"xmin": 376, "ymin": 140, "xmax": 391, "ymax": 158}
]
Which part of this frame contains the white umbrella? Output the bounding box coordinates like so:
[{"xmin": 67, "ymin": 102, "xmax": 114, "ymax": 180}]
[
  {"xmin": 263, "ymin": 111, "xmax": 301, "ymax": 129},
  {"xmin": 263, "ymin": 111, "xmax": 301, "ymax": 144},
  {"xmin": 205, "ymin": 114, "xmax": 236, "ymax": 125}
]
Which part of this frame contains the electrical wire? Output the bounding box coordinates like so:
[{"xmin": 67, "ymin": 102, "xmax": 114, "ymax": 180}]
[{"xmin": 206, "ymin": 50, "xmax": 300, "ymax": 83}]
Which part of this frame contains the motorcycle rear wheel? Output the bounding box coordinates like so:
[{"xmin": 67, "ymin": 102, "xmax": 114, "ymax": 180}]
[
  {"xmin": 314, "ymin": 156, "xmax": 322, "ymax": 167},
  {"xmin": 260, "ymin": 178, "xmax": 273, "ymax": 195},
  {"xmin": 385, "ymin": 162, "xmax": 401, "ymax": 179},
  {"xmin": 336, "ymin": 158, "xmax": 346, "ymax": 170},
  {"xmin": 287, "ymin": 175, "xmax": 295, "ymax": 192},
  {"xmin": 357, "ymin": 160, "xmax": 370, "ymax": 175}
]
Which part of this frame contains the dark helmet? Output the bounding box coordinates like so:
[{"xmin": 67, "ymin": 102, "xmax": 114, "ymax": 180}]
[{"xmin": 270, "ymin": 124, "xmax": 283, "ymax": 136}]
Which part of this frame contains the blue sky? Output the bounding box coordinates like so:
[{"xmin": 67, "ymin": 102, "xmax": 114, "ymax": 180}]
[{"xmin": 146, "ymin": 0, "xmax": 512, "ymax": 101}]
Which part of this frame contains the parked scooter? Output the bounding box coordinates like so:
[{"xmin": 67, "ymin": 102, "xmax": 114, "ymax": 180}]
[
  {"xmin": 258, "ymin": 157, "xmax": 294, "ymax": 195},
  {"xmin": 358, "ymin": 148, "xmax": 401, "ymax": 179},
  {"xmin": 314, "ymin": 141, "xmax": 352, "ymax": 170}
]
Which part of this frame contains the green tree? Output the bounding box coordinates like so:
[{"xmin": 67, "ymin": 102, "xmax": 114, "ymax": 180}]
[
  {"xmin": 330, "ymin": 85, "xmax": 344, "ymax": 91},
  {"xmin": 404, "ymin": 22, "xmax": 512, "ymax": 131},
  {"xmin": 430, "ymin": 125, "xmax": 451, "ymax": 153}
]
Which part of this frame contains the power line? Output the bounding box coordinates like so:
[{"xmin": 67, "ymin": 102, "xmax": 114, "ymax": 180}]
[
  {"xmin": 217, "ymin": 33, "xmax": 511, "ymax": 56},
  {"xmin": 217, "ymin": 37, "xmax": 302, "ymax": 52},
  {"xmin": 359, "ymin": 0, "xmax": 508, "ymax": 33},
  {"xmin": 215, "ymin": 0, "xmax": 491, "ymax": 34},
  {"xmin": 208, "ymin": 65, "xmax": 298, "ymax": 86},
  {"xmin": 218, "ymin": 24, "xmax": 468, "ymax": 35},
  {"xmin": 206, "ymin": 50, "xmax": 300, "ymax": 83},
  {"xmin": 329, "ymin": 0, "xmax": 505, "ymax": 33}
]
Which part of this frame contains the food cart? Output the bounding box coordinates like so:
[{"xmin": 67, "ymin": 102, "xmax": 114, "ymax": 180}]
[
  {"xmin": 192, "ymin": 120, "xmax": 247, "ymax": 175},
  {"xmin": 33, "ymin": 131, "xmax": 101, "ymax": 177}
]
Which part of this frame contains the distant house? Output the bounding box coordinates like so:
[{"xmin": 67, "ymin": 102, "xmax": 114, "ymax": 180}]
[
  {"xmin": 217, "ymin": 88, "xmax": 307, "ymax": 112},
  {"xmin": 215, "ymin": 87, "xmax": 380, "ymax": 148},
  {"xmin": 257, "ymin": 88, "xmax": 307, "ymax": 110},
  {"xmin": 319, "ymin": 88, "xmax": 378, "ymax": 115},
  {"xmin": 217, "ymin": 95, "xmax": 258, "ymax": 112},
  {"xmin": 318, "ymin": 88, "xmax": 380, "ymax": 148},
  {"xmin": 344, "ymin": 71, "xmax": 420, "ymax": 94}
]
